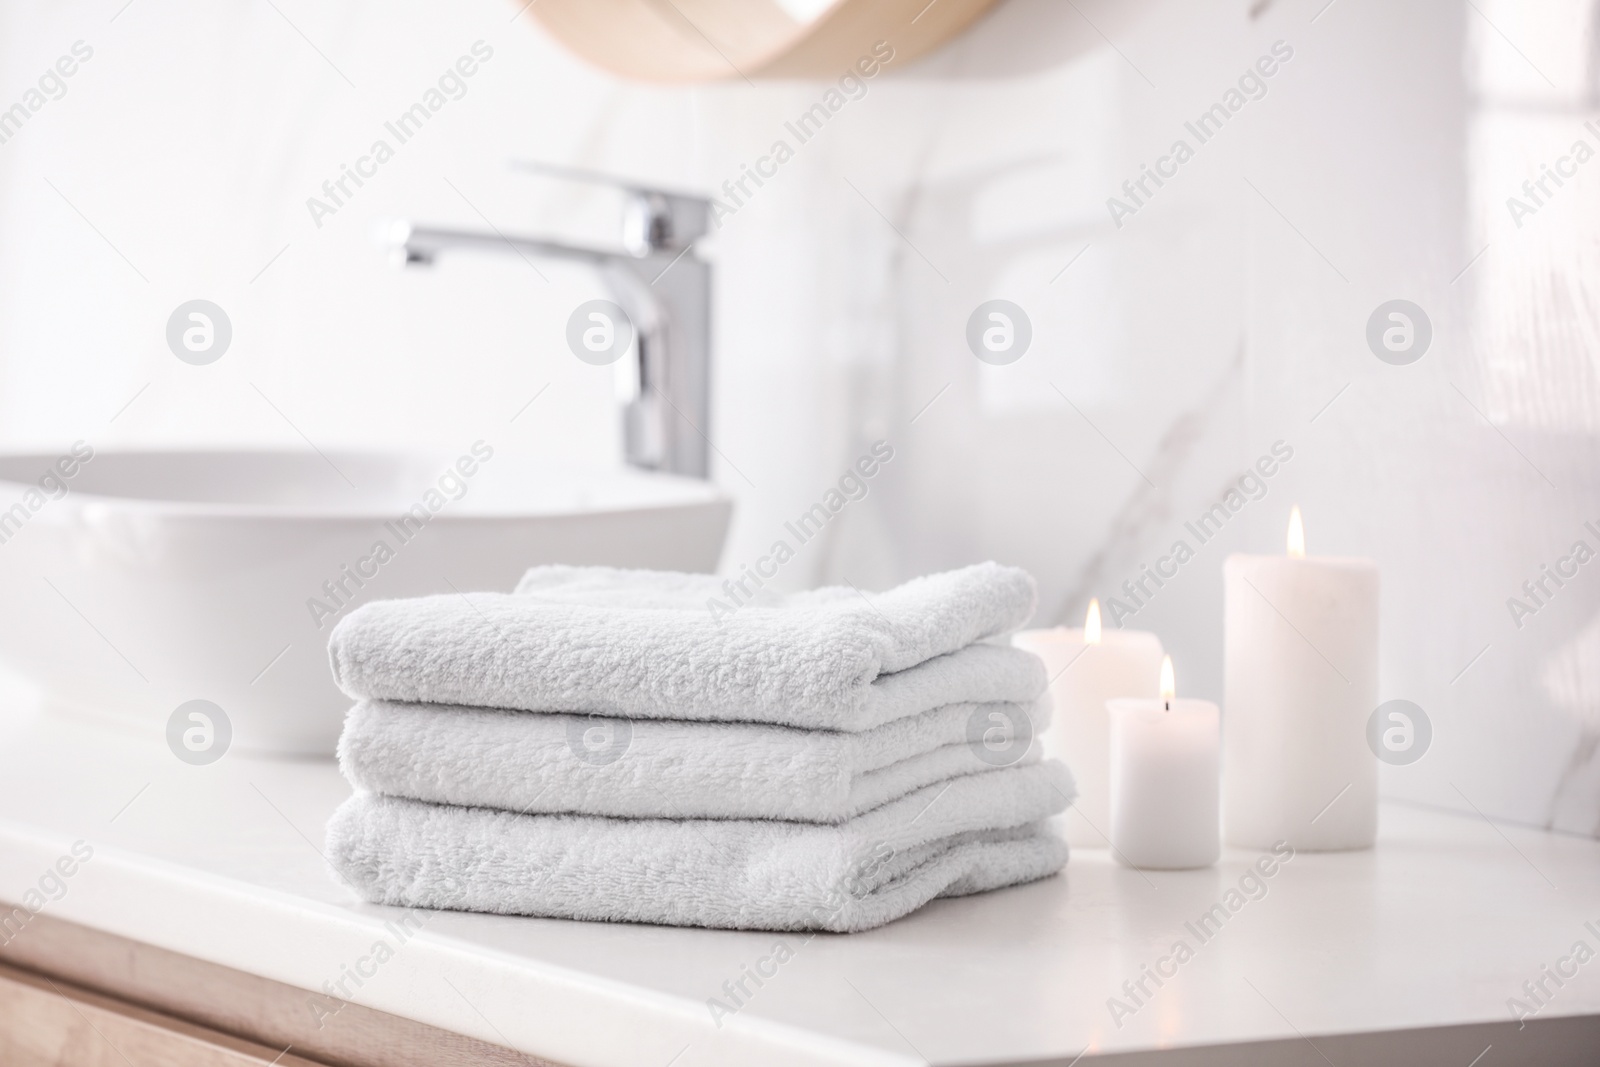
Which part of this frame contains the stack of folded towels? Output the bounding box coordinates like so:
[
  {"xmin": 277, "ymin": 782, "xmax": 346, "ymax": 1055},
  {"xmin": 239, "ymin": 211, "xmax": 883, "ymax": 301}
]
[{"xmin": 324, "ymin": 561, "xmax": 1073, "ymax": 933}]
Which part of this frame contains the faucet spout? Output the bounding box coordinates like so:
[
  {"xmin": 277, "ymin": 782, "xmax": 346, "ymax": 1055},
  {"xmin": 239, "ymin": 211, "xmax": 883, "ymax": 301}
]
[{"xmin": 387, "ymin": 221, "xmax": 612, "ymax": 271}]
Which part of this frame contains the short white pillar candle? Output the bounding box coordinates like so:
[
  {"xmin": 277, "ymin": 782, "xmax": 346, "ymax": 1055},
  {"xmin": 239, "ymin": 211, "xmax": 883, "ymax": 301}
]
[
  {"xmin": 1013, "ymin": 601, "xmax": 1164, "ymax": 848},
  {"xmin": 1108, "ymin": 656, "xmax": 1221, "ymax": 870},
  {"xmin": 1224, "ymin": 506, "xmax": 1379, "ymax": 851}
]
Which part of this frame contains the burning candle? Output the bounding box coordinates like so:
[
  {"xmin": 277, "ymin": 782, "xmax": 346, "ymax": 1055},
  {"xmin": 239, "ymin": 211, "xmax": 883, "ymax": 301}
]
[
  {"xmin": 1224, "ymin": 506, "xmax": 1379, "ymax": 851},
  {"xmin": 1108, "ymin": 656, "xmax": 1221, "ymax": 869},
  {"xmin": 1012, "ymin": 602, "xmax": 1164, "ymax": 848}
]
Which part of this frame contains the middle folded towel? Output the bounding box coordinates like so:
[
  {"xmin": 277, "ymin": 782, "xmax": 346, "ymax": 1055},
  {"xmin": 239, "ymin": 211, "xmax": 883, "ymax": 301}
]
[{"xmin": 338, "ymin": 698, "xmax": 1048, "ymax": 823}]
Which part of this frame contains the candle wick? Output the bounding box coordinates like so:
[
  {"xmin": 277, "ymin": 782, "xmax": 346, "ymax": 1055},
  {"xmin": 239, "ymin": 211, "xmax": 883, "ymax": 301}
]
[{"xmin": 1164, "ymin": 700, "xmax": 1170, "ymax": 712}]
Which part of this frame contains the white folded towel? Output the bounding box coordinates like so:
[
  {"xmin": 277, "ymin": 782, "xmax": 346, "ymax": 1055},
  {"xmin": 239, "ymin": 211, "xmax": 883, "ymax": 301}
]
[
  {"xmin": 338, "ymin": 698, "xmax": 1049, "ymax": 823},
  {"xmin": 327, "ymin": 562, "xmax": 1044, "ymax": 731},
  {"xmin": 326, "ymin": 761, "xmax": 1073, "ymax": 932}
]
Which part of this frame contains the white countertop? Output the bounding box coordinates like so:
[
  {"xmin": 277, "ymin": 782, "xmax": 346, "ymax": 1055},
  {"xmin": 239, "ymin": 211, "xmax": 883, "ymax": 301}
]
[{"xmin": 1, "ymin": 702, "xmax": 1597, "ymax": 1067}]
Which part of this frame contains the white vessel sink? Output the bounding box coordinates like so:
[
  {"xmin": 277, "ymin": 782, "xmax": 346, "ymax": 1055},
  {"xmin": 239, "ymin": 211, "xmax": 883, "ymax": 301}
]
[{"xmin": 0, "ymin": 450, "xmax": 730, "ymax": 756}]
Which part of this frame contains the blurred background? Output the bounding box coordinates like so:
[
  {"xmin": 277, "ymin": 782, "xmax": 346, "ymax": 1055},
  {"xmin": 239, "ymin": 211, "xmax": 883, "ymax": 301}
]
[{"xmin": 0, "ymin": 0, "xmax": 1595, "ymax": 835}]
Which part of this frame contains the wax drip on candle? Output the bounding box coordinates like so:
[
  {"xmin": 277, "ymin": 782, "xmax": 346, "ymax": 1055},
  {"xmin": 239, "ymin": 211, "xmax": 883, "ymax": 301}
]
[
  {"xmin": 1287, "ymin": 505, "xmax": 1306, "ymax": 559},
  {"xmin": 1085, "ymin": 598, "xmax": 1102, "ymax": 644},
  {"xmin": 1159, "ymin": 654, "xmax": 1175, "ymax": 712}
]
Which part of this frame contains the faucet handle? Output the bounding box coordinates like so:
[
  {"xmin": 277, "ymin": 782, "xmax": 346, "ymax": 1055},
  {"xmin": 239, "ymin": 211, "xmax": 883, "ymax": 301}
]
[{"xmin": 510, "ymin": 159, "xmax": 708, "ymax": 257}]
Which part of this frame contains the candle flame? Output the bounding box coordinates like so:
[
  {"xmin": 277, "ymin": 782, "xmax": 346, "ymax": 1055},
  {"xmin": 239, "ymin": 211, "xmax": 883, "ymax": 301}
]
[
  {"xmin": 1159, "ymin": 655, "xmax": 1175, "ymax": 704},
  {"xmin": 1085, "ymin": 599, "xmax": 1102, "ymax": 644},
  {"xmin": 1287, "ymin": 505, "xmax": 1306, "ymax": 559}
]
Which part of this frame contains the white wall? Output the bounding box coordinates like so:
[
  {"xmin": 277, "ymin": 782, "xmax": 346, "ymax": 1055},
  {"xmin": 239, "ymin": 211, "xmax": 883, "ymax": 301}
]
[{"xmin": 1, "ymin": 0, "xmax": 1596, "ymax": 834}]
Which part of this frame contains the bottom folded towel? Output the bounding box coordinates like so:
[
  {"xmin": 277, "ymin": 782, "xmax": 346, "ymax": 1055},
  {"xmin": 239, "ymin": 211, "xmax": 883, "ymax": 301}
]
[{"xmin": 326, "ymin": 761, "xmax": 1074, "ymax": 932}]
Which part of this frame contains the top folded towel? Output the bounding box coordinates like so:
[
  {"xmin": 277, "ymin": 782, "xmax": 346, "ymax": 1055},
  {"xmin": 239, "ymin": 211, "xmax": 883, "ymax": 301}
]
[{"xmin": 328, "ymin": 562, "xmax": 1043, "ymax": 731}]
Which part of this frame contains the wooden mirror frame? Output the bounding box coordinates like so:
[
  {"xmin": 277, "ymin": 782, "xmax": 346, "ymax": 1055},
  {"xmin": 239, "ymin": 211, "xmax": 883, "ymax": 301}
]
[{"xmin": 521, "ymin": 0, "xmax": 1005, "ymax": 82}]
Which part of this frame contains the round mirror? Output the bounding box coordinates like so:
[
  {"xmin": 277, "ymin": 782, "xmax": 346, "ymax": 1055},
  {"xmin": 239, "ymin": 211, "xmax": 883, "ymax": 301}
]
[{"xmin": 520, "ymin": 0, "xmax": 1004, "ymax": 82}]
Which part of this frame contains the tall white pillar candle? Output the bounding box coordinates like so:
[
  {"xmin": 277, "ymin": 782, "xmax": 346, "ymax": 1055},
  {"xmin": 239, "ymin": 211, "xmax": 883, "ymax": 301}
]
[
  {"xmin": 1013, "ymin": 602, "xmax": 1164, "ymax": 848},
  {"xmin": 1224, "ymin": 506, "xmax": 1379, "ymax": 851},
  {"xmin": 1108, "ymin": 656, "xmax": 1220, "ymax": 869}
]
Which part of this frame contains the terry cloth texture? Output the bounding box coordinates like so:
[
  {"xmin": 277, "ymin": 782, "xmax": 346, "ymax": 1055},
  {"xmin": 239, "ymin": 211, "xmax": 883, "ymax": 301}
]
[
  {"xmin": 338, "ymin": 697, "xmax": 1050, "ymax": 823},
  {"xmin": 328, "ymin": 562, "xmax": 1045, "ymax": 731},
  {"xmin": 326, "ymin": 761, "xmax": 1074, "ymax": 932}
]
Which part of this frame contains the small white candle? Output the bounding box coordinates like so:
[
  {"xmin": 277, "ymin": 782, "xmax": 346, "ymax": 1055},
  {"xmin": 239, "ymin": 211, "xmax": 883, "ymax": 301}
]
[
  {"xmin": 1012, "ymin": 602, "xmax": 1164, "ymax": 848},
  {"xmin": 1224, "ymin": 506, "xmax": 1379, "ymax": 851},
  {"xmin": 1108, "ymin": 656, "xmax": 1221, "ymax": 869}
]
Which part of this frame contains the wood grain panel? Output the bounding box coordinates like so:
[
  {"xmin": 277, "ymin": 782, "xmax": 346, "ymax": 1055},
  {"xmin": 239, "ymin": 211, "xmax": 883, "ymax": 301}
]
[
  {"xmin": 0, "ymin": 960, "xmax": 330, "ymax": 1067},
  {"xmin": 0, "ymin": 907, "xmax": 557, "ymax": 1067}
]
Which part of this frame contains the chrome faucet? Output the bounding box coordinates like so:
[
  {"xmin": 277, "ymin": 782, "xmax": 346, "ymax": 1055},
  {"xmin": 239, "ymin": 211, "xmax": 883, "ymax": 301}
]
[{"xmin": 387, "ymin": 164, "xmax": 712, "ymax": 479}]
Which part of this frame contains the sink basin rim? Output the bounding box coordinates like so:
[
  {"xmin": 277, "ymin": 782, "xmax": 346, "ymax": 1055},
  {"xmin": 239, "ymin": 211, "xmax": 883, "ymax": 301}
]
[{"xmin": 0, "ymin": 448, "xmax": 728, "ymax": 521}]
